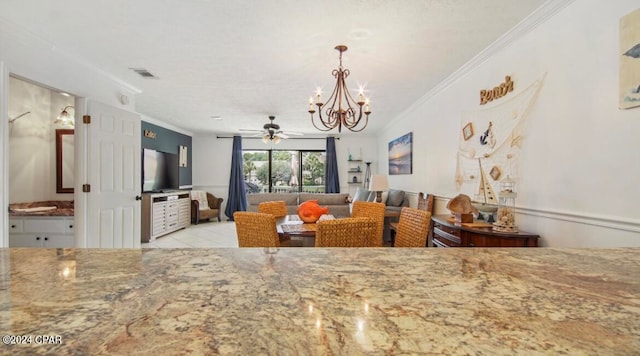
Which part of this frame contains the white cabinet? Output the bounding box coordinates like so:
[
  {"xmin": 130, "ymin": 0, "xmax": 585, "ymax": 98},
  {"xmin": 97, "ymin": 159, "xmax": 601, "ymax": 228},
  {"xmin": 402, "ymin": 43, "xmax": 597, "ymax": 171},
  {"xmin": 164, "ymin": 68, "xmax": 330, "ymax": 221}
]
[
  {"xmin": 142, "ymin": 192, "xmax": 191, "ymax": 242},
  {"xmin": 9, "ymin": 217, "xmax": 74, "ymax": 248}
]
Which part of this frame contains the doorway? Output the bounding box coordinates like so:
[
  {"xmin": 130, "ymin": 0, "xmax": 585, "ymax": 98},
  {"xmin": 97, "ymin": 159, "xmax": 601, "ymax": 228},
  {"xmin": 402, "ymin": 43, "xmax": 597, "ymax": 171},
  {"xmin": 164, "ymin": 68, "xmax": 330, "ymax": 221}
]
[{"xmin": 7, "ymin": 75, "xmax": 76, "ymax": 247}]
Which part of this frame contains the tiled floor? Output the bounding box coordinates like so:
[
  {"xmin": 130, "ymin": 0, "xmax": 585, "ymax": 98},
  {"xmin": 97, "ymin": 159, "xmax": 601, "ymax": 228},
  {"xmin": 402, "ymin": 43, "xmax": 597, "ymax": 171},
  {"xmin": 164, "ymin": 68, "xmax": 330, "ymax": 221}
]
[{"xmin": 142, "ymin": 221, "xmax": 239, "ymax": 248}]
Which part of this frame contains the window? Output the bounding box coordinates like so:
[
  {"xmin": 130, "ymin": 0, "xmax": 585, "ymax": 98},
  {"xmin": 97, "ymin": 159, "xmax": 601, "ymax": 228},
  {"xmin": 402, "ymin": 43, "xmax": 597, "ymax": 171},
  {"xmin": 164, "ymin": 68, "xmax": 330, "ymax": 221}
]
[{"xmin": 243, "ymin": 150, "xmax": 326, "ymax": 193}]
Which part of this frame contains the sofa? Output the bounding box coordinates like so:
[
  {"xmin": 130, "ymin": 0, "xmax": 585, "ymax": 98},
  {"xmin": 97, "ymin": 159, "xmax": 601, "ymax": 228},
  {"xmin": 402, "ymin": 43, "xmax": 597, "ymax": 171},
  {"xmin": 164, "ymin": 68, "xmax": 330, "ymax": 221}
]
[
  {"xmin": 246, "ymin": 193, "xmax": 351, "ymax": 218},
  {"xmin": 352, "ymin": 187, "xmax": 410, "ymax": 214}
]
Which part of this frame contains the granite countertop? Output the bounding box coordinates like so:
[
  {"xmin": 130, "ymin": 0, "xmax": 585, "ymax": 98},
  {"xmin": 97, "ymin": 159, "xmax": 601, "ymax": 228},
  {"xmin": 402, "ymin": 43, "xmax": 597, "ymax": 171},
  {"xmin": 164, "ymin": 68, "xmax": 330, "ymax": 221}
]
[
  {"xmin": 1, "ymin": 248, "xmax": 639, "ymax": 355},
  {"xmin": 9, "ymin": 201, "xmax": 74, "ymax": 217}
]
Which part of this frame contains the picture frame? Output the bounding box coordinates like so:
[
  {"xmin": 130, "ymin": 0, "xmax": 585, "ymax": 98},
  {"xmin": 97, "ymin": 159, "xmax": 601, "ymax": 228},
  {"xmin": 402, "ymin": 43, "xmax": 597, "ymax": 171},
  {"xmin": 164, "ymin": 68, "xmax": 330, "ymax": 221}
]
[
  {"xmin": 462, "ymin": 122, "xmax": 474, "ymax": 141},
  {"xmin": 56, "ymin": 129, "xmax": 75, "ymax": 194},
  {"xmin": 179, "ymin": 145, "xmax": 188, "ymax": 167},
  {"xmin": 619, "ymin": 8, "xmax": 640, "ymax": 109},
  {"xmin": 489, "ymin": 165, "xmax": 501, "ymax": 181},
  {"xmin": 388, "ymin": 132, "xmax": 413, "ymax": 175}
]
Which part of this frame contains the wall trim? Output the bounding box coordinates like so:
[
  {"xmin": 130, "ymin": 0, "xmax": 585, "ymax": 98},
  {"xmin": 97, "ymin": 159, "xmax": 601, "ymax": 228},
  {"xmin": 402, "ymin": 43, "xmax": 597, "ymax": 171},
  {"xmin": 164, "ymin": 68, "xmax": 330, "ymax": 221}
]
[
  {"xmin": 382, "ymin": 0, "xmax": 577, "ymax": 133},
  {"xmin": 518, "ymin": 206, "xmax": 640, "ymax": 234},
  {"xmin": 193, "ymin": 184, "xmax": 228, "ymax": 190},
  {"xmin": 434, "ymin": 196, "xmax": 640, "ymax": 234}
]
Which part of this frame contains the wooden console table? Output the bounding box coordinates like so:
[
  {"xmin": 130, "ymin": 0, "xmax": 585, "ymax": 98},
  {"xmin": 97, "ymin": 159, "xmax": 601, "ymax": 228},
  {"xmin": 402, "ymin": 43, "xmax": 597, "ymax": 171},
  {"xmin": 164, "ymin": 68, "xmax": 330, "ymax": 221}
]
[
  {"xmin": 141, "ymin": 191, "xmax": 191, "ymax": 243},
  {"xmin": 431, "ymin": 214, "xmax": 539, "ymax": 247}
]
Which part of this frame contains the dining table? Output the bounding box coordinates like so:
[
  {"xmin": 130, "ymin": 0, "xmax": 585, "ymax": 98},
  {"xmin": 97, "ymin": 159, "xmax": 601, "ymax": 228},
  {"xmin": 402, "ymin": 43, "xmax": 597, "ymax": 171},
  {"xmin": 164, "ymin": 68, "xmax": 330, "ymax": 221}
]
[{"xmin": 276, "ymin": 214, "xmax": 334, "ymax": 247}]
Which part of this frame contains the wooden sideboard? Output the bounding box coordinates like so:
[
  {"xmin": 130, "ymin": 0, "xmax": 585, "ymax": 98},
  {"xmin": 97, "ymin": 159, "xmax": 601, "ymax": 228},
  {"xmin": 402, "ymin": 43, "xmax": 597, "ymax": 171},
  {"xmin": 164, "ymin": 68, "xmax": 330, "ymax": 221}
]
[
  {"xmin": 141, "ymin": 192, "xmax": 191, "ymax": 243},
  {"xmin": 431, "ymin": 214, "xmax": 539, "ymax": 247}
]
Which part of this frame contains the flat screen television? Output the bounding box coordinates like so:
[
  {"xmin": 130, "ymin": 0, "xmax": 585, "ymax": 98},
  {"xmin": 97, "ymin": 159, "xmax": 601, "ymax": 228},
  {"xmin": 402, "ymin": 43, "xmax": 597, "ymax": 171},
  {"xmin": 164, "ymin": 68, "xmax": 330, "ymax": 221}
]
[{"xmin": 142, "ymin": 148, "xmax": 179, "ymax": 192}]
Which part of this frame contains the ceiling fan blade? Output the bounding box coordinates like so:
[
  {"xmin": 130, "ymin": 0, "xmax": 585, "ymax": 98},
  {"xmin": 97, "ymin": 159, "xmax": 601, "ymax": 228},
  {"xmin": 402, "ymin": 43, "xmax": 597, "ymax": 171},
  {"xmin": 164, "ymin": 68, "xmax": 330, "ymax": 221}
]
[
  {"xmin": 276, "ymin": 132, "xmax": 289, "ymax": 139},
  {"xmin": 239, "ymin": 129, "xmax": 263, "ymax": 132},
  {"xmin": 282, "ymin": 131, "xmax": 304, "ymax": 136}
]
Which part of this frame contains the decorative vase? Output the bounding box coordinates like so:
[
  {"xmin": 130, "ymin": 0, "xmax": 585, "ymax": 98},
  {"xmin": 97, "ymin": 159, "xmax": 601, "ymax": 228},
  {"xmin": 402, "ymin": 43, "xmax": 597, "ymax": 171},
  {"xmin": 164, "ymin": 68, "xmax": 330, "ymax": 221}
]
[{"xmin": 297, "ymin": 200, "xmax": 329, "ymax": 223}]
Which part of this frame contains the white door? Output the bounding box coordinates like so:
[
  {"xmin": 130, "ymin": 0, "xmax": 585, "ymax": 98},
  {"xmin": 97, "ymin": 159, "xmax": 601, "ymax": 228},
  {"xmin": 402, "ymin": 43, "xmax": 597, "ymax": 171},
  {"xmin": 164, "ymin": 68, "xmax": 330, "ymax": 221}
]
[{"xmin": 86, "ymin": 100, "xmax": 141, "ymax": 248}]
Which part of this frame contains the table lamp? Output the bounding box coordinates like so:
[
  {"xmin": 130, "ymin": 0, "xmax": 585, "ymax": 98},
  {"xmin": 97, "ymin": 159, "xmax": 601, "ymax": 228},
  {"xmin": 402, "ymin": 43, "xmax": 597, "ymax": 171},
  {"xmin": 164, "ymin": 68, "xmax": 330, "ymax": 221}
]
[{"xmin": 369, "ymin": 174, "xmax": 389, "ymax": 203}]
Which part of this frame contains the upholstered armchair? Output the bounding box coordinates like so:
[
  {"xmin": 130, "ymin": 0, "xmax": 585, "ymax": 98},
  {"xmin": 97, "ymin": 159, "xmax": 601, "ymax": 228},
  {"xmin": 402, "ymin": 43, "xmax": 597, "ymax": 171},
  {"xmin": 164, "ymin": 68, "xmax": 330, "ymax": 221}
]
[{"xmin": 190, "ymin": 190, "xmax": 224, "ymax": 224}]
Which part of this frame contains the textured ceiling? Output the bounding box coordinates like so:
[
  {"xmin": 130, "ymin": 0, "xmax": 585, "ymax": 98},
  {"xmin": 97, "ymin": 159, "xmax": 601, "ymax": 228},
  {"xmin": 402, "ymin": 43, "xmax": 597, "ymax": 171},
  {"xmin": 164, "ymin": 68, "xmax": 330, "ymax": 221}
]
[{"xmin": 0, "ymin": 0, "xmax": 548, "ymax": 135}]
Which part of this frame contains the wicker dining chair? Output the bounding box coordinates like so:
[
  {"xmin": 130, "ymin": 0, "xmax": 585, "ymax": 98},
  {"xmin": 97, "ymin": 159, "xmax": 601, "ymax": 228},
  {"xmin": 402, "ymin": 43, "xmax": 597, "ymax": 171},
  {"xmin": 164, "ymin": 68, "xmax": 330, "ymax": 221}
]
[
  {"xmin": 315, "ymin": 217, "xmax": 377, "ymax": 247},
  {"xmin": 258, "ymin": 200, "xmax": 288, "ymax": 218},
  {"xmin": 351, "ymin": 201, "xmax": 386, "ymax": 247},
  {"xmin": 233, "ymin": 212, "xmax": 280, "ymax": 247},
  {"xmin": 394, "ymin": 207, "xmax": 432, "ymax": 247},
  {"xmin": 390, "ymin": 192, "xmax": 434, "ymax": 246}
]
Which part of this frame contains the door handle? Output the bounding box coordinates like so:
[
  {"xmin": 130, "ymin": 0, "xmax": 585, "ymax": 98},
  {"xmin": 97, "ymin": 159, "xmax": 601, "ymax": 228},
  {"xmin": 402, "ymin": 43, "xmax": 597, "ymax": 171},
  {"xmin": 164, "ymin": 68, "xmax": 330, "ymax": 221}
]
[{"xmin": 135, "ymin": 195, "xmax": 142, "ymax": 201}]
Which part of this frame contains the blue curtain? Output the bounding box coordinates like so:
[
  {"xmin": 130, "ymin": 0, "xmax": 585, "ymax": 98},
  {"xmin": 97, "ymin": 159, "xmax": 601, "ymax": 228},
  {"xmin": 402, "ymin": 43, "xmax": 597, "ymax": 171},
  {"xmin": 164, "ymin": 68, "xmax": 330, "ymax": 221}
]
[
  {"xmin": 325, "ymin": 137, "xmax": 340, "ymax": 193},
  {"xmin": 225, "ymin": 136, "xmax": 247, "ymax": 221}
]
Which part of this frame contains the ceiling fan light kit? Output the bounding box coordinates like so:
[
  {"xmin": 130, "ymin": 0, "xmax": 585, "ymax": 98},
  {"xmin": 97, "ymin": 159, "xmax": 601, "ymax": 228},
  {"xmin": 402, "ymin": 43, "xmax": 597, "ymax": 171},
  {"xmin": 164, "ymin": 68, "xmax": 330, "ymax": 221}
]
[
  {"xmin": 308, "ymin": 45, "xmax": 372, "ymax": 133},
  {"xmin": 240, "ymin": 115, "xmax": 302, "ymax": 144}
]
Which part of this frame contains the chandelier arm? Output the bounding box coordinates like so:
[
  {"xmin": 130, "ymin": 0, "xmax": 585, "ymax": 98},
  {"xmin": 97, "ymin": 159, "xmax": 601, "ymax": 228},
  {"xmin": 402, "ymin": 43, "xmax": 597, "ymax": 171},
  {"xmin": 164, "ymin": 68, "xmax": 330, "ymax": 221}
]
[
  {"xmin": 343, "ymin": 107, "xmax": 360, "ymax": 128},
  {"xmin": 344, "ymin": 113, "xmax": 370, "ymax": 132},
  {"xmin": 317, "ymin": 105, "xmax": 340, "ymax": 129},
  {"xmin": 310, "ymin": 113, "xmax": 339, "ymax": 131},
  {"xmin": 314, "ymin": 103, "xmax": 341, "ymax": 130}
]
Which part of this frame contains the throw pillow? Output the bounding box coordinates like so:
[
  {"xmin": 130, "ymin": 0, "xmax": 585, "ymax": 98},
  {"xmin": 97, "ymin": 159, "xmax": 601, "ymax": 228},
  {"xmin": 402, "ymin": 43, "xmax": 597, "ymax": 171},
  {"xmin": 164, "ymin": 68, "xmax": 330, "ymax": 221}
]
[
  {"xmin": 353, "ymin": 188, "xmax": 372, "ymax": 202},
  {"xmin": 386, "ymin": 189, "xmax": 405, "ymax": 207},
  {"xmin": 380, "ymin": 191, "xmax": 389, "ymax": 204}
]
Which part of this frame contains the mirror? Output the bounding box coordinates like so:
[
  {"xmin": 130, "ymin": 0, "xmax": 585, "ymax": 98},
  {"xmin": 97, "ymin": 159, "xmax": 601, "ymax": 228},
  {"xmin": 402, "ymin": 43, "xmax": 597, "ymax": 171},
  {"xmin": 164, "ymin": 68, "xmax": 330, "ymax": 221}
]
[{"xmin": 56, "ymin": 129, "xmax": 74, "ymax": 193}]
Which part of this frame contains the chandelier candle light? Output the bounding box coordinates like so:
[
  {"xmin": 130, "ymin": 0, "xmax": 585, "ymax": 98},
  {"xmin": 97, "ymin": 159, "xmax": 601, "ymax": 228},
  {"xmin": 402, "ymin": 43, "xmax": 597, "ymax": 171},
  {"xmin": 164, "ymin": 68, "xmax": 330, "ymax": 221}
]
[{"xmin": 308, "ymin": 45, "xmax": 371, "ymax": 132}]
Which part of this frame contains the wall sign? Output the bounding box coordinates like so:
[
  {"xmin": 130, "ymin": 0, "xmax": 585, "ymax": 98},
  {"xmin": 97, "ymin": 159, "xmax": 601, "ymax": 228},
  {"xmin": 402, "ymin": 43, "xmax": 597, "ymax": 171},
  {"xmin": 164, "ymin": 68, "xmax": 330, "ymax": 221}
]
[
  {"xmin": 144, "ymin": 129, "xmax": 156, "ymax": 139},
  {"xmin": 480, "ymin": 76, "xmax": 514, "ymax": 105}
]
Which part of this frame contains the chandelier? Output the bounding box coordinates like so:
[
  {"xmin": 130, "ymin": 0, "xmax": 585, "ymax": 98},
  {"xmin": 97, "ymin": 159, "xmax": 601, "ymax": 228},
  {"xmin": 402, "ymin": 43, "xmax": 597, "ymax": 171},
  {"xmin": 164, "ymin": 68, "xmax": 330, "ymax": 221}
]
[{"xmin": 308, "ymin": 45, "xmax": 371, "ymax": 132}]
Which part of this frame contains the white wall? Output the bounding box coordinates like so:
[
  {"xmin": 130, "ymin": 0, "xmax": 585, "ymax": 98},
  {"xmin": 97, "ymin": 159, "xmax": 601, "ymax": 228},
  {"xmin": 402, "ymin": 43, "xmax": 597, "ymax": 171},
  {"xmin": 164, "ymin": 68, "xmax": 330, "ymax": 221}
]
[
  {"xmin": 378, "ymin": 0, "xmax": 640, "ymax": 247},
  {"xmin": 8, "ymin": 77, "xmax": 74, "ymax": 203},
  {"xmin": 192, "ymin": 134, "xmax": 377, "ymax": 218}
]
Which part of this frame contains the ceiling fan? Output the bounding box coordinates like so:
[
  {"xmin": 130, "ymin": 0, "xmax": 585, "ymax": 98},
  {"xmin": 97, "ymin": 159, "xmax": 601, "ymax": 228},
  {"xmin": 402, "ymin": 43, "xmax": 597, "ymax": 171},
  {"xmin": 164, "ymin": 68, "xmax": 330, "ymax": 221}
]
[{"xmin": 239, "ymin": 116, "xmax": 303, "ymax": 143}]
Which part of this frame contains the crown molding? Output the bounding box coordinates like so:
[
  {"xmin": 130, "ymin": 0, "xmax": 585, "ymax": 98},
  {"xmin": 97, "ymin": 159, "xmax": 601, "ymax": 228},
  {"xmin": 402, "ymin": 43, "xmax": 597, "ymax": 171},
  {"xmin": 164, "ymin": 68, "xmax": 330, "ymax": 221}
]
[
  {"xmin": 142, "ymin": 115, "xmax": 194, "ymax": 137},
  {"xmin": 382, "ymin": 0, "xmax": 576, "ymax": 132}
]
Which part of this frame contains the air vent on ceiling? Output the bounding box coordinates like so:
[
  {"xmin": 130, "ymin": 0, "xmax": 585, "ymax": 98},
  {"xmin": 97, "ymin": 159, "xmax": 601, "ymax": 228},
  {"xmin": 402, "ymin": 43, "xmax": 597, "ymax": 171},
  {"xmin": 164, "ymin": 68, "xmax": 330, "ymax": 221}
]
[{"xmin": 129, "ymin": 68, "xmax": 158, "ymax": 79}]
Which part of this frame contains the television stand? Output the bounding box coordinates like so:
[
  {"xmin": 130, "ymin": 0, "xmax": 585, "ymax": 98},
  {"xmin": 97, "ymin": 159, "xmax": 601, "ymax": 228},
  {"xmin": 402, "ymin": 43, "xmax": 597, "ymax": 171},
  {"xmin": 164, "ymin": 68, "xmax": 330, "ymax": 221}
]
[{"xmin": 141, "ymin": 191, "xmax": 191, "ymax": 243}]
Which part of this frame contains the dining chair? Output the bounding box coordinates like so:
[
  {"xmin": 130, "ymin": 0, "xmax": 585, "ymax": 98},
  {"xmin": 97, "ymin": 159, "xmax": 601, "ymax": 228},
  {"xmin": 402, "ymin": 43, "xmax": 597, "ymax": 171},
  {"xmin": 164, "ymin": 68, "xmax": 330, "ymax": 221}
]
[
  {"xmin": 394, "ymin": 207, "xmax": 432, "ymax": 247},
  {"xmin": 390, "ymin": 192, "xmax": 434, "ymax": 246},
  {"xmin": 258, "ymin": 200, "xmax": 288, "ymax": 218},
  {"xmin": 233, "ymin": 212, "xmax": 280, "ymax": 247},
  {"xmin": 315, "ymin": 217, "xmax": 377, "ymax": 247},
  {"xmin": 351, "ymin": 201, "xmax": 386, "ymax": 247},
  {"xmin": 417, "ymin": 192, "xmax": 434, "ymax": 212}
]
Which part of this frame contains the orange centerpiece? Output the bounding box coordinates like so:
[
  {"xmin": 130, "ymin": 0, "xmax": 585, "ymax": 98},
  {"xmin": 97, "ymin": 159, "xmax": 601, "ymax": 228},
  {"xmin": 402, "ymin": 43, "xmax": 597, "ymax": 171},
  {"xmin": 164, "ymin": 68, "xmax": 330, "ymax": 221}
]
[{"xmin": 297, "ymin": 200, "xmax": 329, "ymax": 223}]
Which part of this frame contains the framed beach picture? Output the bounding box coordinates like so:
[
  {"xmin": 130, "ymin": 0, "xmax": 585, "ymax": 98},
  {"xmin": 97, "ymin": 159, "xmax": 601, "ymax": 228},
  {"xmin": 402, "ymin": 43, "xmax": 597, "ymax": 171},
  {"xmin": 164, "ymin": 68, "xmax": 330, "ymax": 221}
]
[
  {"xmin": 620, "ymin": 8, "xmax": 640, "ymax": 109},
  {"xmin": 388, "ymin": 132, "xmax": 413, "ymax": 175}
]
